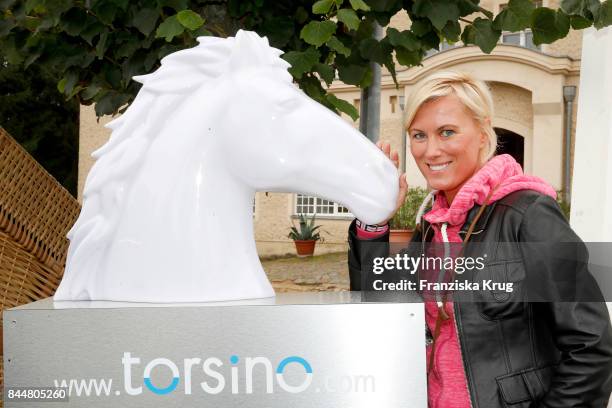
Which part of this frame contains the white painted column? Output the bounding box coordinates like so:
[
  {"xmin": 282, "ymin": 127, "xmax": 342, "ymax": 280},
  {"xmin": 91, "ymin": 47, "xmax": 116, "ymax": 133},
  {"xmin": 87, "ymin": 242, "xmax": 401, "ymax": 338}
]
[
  {"xmin": 570, "ymin": 29, "xmax": 612, "ymax": 389},
  {"xmin": 570, "ymin": 26, "xmax": 612, "ymax": 242}
]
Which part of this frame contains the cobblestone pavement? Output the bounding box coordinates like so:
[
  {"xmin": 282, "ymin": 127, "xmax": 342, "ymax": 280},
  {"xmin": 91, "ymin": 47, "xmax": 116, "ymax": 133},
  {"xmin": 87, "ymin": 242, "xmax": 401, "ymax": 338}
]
[{"xmin": 261, "ymin": 251, "xmax": 349, "ymax": 292}]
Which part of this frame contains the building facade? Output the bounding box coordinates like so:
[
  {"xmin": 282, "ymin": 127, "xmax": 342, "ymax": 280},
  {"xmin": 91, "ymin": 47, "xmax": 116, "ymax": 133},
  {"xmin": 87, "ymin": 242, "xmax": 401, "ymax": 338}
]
[{"xmin": 78, "ymin": 0, "xmax": 582, "ymax": 257}]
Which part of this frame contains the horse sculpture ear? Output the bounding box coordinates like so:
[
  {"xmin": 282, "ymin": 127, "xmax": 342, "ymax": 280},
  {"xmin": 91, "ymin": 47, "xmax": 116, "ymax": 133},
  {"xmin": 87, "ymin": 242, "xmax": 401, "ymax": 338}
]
[{"xmin": 229, "ymin": 29, "xmax": 275, "ymax": 72}]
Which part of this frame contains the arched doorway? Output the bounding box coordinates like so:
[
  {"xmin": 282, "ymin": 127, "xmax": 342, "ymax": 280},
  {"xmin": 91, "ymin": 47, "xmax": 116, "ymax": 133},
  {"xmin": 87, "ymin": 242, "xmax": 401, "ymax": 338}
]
[{"xmin": 495, "ymin": 128, "xmax": 524, "ymax": 168}]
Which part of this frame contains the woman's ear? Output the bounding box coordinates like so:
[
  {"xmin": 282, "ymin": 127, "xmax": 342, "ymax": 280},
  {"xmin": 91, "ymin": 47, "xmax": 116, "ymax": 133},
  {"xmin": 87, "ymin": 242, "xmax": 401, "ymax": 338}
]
[{"xmin": 480, "ymin": 117, "xmax": 491, "ymax": 147}]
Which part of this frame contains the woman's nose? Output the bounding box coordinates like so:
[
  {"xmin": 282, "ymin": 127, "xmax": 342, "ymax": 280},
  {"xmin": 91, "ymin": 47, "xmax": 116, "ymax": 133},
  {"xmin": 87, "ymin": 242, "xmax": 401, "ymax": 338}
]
[{"xmin": 424, "ymin": 135, "xmax": 442, "ymax": 158}]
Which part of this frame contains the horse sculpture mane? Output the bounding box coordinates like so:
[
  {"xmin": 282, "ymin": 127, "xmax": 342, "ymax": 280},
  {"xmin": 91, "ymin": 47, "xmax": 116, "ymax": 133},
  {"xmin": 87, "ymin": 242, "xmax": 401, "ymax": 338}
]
[{"xmin": 67, "ymin": 33, "xmax": 291, "ymax": 290}]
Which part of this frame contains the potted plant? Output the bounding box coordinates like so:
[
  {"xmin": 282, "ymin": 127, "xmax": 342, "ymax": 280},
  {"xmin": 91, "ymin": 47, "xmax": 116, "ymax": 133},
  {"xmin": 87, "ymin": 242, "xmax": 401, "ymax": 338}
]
[
  {"xmin": 389, "ymin": 187, "xmax": 429, "ymax": 243},
  {"xmin": 555, "ymin": 190, "xmax": 571, "ymax": 220},
  {"xmin": 288, "ymin": 213, "xmax": 323, "ymax": 257}
]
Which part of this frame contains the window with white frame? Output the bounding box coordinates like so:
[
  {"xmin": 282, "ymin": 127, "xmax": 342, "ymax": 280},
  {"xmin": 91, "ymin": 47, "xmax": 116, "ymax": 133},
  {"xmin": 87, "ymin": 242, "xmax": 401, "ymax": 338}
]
[
  {"xmin": 295, "ymin": 194, "xmax": 352, "ymax": 217},
  {"xmin": 425, "ymin": 40, "xmax": 458, "ymax": 58},
  {"xmin": 499, "ymin": 2, "xmax": 542, "ymax": 51},
  {"xmin": 501, "ymin": 30, "xmax": 540, "ymax": 50}
]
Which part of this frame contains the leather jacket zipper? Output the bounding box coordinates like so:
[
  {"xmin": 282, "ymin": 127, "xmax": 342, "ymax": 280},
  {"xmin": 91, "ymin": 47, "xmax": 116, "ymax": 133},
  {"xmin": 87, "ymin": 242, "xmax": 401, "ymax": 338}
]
[
  {"xmin": 421, "ymin": 223, "xmax": 432, "ymax": 254},
  {"xmin": 454, "ymin": 298, "xmax": 476, "ymax": 407}
]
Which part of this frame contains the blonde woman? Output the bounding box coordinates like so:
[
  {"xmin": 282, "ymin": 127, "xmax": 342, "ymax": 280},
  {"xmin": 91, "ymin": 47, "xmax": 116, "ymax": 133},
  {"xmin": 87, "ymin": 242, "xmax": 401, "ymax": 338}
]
[{"xmin": 348, "ymin": 71, "xmax": 612, "ymax": 407}]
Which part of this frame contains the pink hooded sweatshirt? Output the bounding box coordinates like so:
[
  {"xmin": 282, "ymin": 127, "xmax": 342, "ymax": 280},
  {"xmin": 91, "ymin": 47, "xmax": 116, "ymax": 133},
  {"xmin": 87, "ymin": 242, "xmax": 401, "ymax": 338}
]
[{"xmin": 420, "ymin": 154, "xmax": 556, "ymax": 407}]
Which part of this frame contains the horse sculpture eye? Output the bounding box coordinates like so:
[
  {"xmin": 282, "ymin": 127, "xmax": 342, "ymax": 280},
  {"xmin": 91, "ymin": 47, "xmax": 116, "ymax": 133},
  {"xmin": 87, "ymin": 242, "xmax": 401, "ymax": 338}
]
[{"xmin": 277, "ymin": 98, "xmax": 300, "ymax": 112}]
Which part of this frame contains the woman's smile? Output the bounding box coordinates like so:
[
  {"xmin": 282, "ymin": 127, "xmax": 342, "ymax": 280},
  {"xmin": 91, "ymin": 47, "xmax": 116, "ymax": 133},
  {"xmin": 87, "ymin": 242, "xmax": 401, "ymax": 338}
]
[{"xmin": 427, "ymin": 161, "xmax": 453, "ymax": 172}]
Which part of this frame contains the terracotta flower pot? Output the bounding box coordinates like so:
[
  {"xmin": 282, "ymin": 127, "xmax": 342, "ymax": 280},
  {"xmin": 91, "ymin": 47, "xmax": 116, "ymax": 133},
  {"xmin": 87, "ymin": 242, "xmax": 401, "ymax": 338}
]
[
  {"xmin": 388, "ymin": 229, "xmax": 414, "ymax": 255},
  {"xmin": 389, "ymin": 229, "xmax": 414, "ymax": 244},
  {"xmin": 293, "ymin": 240, "xmax": 317, "ymax": 257}
]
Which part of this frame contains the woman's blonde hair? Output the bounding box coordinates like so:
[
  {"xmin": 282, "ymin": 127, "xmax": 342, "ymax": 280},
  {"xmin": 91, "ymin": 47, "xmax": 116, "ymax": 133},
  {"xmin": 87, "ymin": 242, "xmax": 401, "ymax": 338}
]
[{"xmin": 403, "ymin": 70, "xmax": 497, "ymax": 162}]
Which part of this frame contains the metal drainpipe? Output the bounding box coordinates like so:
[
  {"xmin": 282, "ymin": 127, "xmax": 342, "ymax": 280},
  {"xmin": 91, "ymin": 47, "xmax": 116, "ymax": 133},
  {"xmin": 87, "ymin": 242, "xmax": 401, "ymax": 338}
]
[
  {"xmin": 563, "ymin": 86, "xmax": 576, "ymax": 204},
  {"xmin": 399, "ymin": 95, "xmax": 406, "ymax": 172},
  {"xmin": 359, "ymin": 21, "xmax": 383, "ymax": 143}
]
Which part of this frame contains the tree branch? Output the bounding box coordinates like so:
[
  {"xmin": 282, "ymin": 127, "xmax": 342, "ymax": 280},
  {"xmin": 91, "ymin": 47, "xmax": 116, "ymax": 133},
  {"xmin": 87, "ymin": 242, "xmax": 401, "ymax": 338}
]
[
  {"xmin": 463, "ymin": 0, "xmax": 494, "ymax": 18},
  {"xmin": 474, "ymin": 5, "xmax": 494, "ymax": 19},
  {"xmin": 104, "ymin": 55, "xmax": 120, "ymax": 67},
  {"xmin": 204, "ymin": 23, "xmax": 227, "ymax": 37}
]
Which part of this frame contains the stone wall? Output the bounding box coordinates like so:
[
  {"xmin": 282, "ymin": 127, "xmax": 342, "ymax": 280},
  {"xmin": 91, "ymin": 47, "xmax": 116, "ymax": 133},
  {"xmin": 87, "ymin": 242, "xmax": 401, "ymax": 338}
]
[
  {"xmin": 253, "ymin": 192, "xmax": 352, "ymax": 257},
  {"xmin": 78, "ymin": 104, "xmax": 112, "ymax": 201}
]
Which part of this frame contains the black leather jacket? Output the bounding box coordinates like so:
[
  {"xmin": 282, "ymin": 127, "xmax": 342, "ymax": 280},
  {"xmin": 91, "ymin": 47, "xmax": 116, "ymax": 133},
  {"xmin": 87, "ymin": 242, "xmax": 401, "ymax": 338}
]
[{"xmin": 348, "ymin": 189, "xmax": 612, "ymax": 407}]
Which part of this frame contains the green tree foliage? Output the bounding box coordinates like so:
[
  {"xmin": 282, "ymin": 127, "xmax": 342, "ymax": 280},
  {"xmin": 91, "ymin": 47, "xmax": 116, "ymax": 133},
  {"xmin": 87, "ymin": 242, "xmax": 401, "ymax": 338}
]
[
  {"xmin": 1, "ymin": 0, "xmax": 611, "ymax": 120},
  {"xmin": 0, "ymin": 60, "xmax": 79, "ymax": 195}
]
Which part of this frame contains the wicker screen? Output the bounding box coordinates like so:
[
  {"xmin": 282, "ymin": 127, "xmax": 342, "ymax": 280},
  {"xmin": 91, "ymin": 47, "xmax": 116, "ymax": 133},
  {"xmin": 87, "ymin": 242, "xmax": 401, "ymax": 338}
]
[{"xmin": 0, "ymin": 127, "xmax": 81, "ymax": 401}]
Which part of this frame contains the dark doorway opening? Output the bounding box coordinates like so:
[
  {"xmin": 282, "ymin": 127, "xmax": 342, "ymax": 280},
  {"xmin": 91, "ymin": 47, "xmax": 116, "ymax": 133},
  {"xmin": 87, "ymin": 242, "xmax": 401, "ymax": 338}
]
[{"xmin": 495, "ymin": 128, "xmax": 524, "ymax": 168}]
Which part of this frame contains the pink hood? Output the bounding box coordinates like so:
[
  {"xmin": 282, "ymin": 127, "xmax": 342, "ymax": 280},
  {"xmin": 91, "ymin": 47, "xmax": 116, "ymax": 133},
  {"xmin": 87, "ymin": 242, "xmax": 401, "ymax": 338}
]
[{"xmin": 423, "ymin": 154, "xmax": 556, "ymax": 232}]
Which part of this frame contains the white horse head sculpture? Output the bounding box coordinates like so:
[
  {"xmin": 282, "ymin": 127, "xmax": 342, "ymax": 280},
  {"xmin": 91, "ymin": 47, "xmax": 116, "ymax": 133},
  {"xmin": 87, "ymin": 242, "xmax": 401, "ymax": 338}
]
[{"xmin": 54, "ymin": 30, "xmax": 398, "ymax": 303}]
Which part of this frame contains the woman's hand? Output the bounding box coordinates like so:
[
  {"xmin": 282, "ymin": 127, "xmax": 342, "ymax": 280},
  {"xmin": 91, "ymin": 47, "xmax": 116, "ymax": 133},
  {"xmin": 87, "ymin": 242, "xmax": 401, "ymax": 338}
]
[{"xmin": 376, "ymin": 140, "xmax": 408, "ymax": 225}]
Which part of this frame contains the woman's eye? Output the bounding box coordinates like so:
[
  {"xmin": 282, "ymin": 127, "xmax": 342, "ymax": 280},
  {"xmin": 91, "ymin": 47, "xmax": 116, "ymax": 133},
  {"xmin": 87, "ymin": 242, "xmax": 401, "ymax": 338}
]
[
  {"xmin": 441, "ymin": 129, "xmax": 455, "ymax": 137},
  {"xmin": 412, "ymin": 132, "xmax": 426, "ymax": 140}
]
